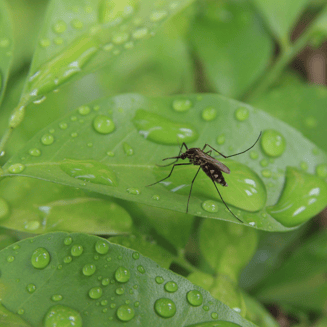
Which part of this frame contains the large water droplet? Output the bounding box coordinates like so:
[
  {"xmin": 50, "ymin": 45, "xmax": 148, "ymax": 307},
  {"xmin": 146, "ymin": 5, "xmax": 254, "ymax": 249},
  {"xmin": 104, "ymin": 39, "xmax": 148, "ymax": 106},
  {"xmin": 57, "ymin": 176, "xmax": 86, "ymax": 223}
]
[
  {"xmin": 154, "ymin": 298, "xmax": 176, "ymax": 318},
  {"xmin": 95, "ymin": 240, "xmax": 109, "ymax": 254},
  {"xmin": 261, "ymin": 129, "xmax": 286, "ymax": 157},
  {"xmin": 116, "ymin": 304, "xmax": 135, "ymax": 322},
  {"xmin": 89, "ymin": 287, "xmax": 103, "ymax": 299},
  {"xmin": 31, "ymin": 248, "xmax": 50, "ymax": 269},
  {"xmin": 53, "ymin": 20, "xmax": 67, "ymax": 34},
  {"xmin": 0, "ymin": 197, "xmax": 9, "ymax": 220},
  {"xmin": 201, "ymin": 107, "xmax": 217, "ymax": 122},
  {"xmin": 83, "ymin": 264, "xmax": 96, "ymax": 276},
  {"xmin": 60, "ymin": 159, "xmax": 118, "ymax": 186},
  {"xmin": 93, "ymin": 115, "xmax": 115, "ymax": 134},
  {"xmin": 8, "ymin": 163, "xmax": 25, "ymax": 174},
  {"xmin": 164, "ymin": 281, "xmax": 178, "ymax": 293},
  {"xmin": 133, "ymin": 109, "xmax": 198, "ymax": 145},
  {"xmin": 267, "ymin": 167, "xmax": 327, "ymax": 227},
  {"xmin": 115, "ymin": 266, "xmax": 130, "ymax": 283},
  {"xmin": 71, "ymin": 244, "xmax": 83, "ymax": 257},
  {"xmin": 41, "ymin": 134, "xmax": 54, "ymax": 145},
  {"xmin": 44, "ymin": 305, "xmax": 82, "ymax": 327},
  {"xmin": 202, "ymin": 200, "xmax": 219, "ymax": 213},
  {"xmin": 186, "ymin": 290, "xmax": 203, "ymax": 306},
  {"xmin": 235, "ymin": 107, "xmax": 249, "ymax": 121}
]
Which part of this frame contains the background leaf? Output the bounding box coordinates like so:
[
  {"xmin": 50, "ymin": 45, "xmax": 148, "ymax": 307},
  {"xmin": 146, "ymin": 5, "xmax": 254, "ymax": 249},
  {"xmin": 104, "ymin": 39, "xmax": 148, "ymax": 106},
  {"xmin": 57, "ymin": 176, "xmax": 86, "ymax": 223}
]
[
  {"xmin": 190, "ymin": 0, "xmax": 272, "ymax": 98},
  {"xmin": 2, "ymin": 93, "xmax": 327, "ymax": 231},
  {"xmin": 0, "ymin": 232, "xmax": 257, "ymax": 326}
]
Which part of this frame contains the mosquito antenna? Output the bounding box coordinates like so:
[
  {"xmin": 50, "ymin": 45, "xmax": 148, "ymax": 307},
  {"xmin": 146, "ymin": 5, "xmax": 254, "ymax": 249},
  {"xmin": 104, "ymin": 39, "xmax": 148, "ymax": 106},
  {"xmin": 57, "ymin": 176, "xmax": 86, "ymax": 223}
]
[
  {"xmin": 226, "ymin": 131, "xmax": 262, "ymax": 158},
  {"xmin": 211, "ymin": 180, "xmax": 243, "ymax": 223}
]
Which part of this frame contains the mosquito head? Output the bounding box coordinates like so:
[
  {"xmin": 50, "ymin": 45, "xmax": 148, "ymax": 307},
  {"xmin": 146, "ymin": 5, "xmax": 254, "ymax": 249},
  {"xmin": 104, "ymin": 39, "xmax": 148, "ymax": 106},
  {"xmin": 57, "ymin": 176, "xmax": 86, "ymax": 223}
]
[{"xmin": 180, "ymin": 152, "xmax": 188, "ymax": 160}]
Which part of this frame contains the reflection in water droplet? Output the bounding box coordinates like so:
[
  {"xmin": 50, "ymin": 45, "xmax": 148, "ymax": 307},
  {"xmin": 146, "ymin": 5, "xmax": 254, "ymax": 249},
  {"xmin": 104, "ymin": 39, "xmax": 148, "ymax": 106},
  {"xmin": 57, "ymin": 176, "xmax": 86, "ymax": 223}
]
[
  {"xmin": 93, "ymin": 115, "xmax": 115, "ymax": 134},
  {"xmin": 95, "ymin": 240, "xmax": 109, "ymax": 254},
  {"xmin": 186, "ymin": 290, "xmax": 203, "ymax": 306},
  {"xmin": 202, "ymin": 200, "xmax": 219, "ymax": 213},
  {"xmin": 154, "ymin": 298, "xmax": 176, "ymax": 318},
  {"xmin": 235, "ymin": 107, "xmax": 249, "ymax": 121},
  {"xmin": 172, "ymin": 99, "xmax": 192, "ymax": 112},
  {"xmin": 8, "ymin": 163, "xmax": 25, "ymax": 174},
  {"xmin": 31, "ymin": 248, "xmax": 50, "ymax": 269},
  {"xmin": 116, "ymin": 304, "xmax": 135, "ymax": 322},
  {"xmin": 261, "ymin": 129, "xmax": 286, "ymax": 157},
  {"xmin": 133, "ymin": 109, "xmax": 198, "ymax": 145},
  {"xmin": 201, "ymin": 107, "xmax": 217, "ymax": 122},
  {"xmin": 27, "ymin": 284, "xmax": 36, "ymax": 293},
  {"xmin": 267, "ymin": 167, "xmax": 327, "ymax": 227},
  {"xmin": 44, "ymin": 305, "xmax": 82, "ymax": 327}
]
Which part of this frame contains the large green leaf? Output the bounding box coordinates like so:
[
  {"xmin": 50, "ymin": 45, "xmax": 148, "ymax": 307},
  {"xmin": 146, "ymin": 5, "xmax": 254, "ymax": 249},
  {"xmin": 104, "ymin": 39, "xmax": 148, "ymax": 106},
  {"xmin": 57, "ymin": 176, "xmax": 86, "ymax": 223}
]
[
  {"xmin": 0, "ymin": 177, "xmax": 132, "ymax": 234},
  {"xmin": 190, "ymin": 0, "xmax": 272, "ymax": 98},
  {"xmin": 255, "ymin": 229, "xmax": 327, "ymax": 312},
  {"xmin": 0, "ymin": 0, "xmax": 14, "ymax": 106},
  {"xmin": 1, "ymin": 94, "xmax": 327, "ymax": 231},
  {"xmin": 250, "ymin": 0, "xmax": 310, "ymax": 46},
  {"xmin": 0, "ymin": 232, "xmax": 257, "ymax": 326}
]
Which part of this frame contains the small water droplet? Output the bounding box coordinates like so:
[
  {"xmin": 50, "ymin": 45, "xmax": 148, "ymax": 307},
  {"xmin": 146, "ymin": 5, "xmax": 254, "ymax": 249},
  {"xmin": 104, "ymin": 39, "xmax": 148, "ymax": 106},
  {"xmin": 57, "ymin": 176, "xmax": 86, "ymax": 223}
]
[
  {"xmin": 102, "ymin": 278, "xmax": 110, "ymax": 286},
  {"xmin": 51, "ymin": 294, "xmax": 63, "ymax": 302},
  {"xmin": 59, "ymin": 122, "xmax": 68, "ymax": 130},
  {"xmin": 95, "ymin": 240, "xmax": 109, "ymax": 254},
  {"xmin": 202, "ymin": 200, "xmax": 219, "ymax": 213},
  {"xmin": 261, "ymin": 129, "xmax": 286, "ymax": 157},
  {"xmin": 202, "ymin": 106, "xmax": 217, "ymax": 121},
  {"xmin": 261, "ymin": 169, "xmax": 272, "ymax": 178},
  {"xmin": 112, "ymin": 32, "xmax": 129, "ymax": 45},
  {"xmin": 154, "ymin": 298, "xmax": 176, "ymax": 318},
  {"xmin": 316, "ymin": 163, "xmax": 327, "ymax": 178},
  {"xmin": 83, "ymin": 264, "xmax": 96, "ymax": 276},
  {"xmin": 24, "ymin": 220, "xmax": 40, "ymax": 231},
  {"xmin": 39, "ymin": 38, "xmax": 51, "ymax": 47},
  {"xmin": 93, "ymin": 115, "xmax": 115, "ymax": 134},
  {"xmin": 64, "ymin": 237, "xmax": 72, "ymax": 245},
  {"xmin": 29, "ymin": 148, "xmax": 41, "ymax": 157},
  {"xmin": 127, "ymin": 188, "xmax": 140, "ymax": 195},
  {"xmin": 70, "ymin": 132, "xmax": 78, "ymax": 138},
  {"xmin": 31, "ymin": 248, "xmax": 50, "ymax": 269},
  {"xmin": 132, "ymin": 252, "xmax": 140, "ymax": 260},
  {"xmin": 123, "ymin": 142, "xmax": 134, "ymax": 156},
  {"xmin": 27, "ymin": 284, "xmax": 36, "ymax": 293},
  {"xmin": 17, "ymin": 309, "xmax": 24, "ymax": 315},
  {"xmin": 152, "ymin": 194, "xmax": 160, "ymax": 200},
  {"xmin": 8, "ymin": 163, "xmax": 25, "ymax": 174},
  {"xmin": 71, "ymin": 19, "xmax": 83, "ymax": 29},
  {"xmin": 164, "ymin": 281, "xmax": 178, "ymax": 293},
  {"xmin": 41, "ymin": 134, "xmax": 54, "ymax": 145},
  {"xmin": 71, "ymin": 244, "xmax": 83, "ymax": 257},
  {"xmin": 44, "ymin": 305, "xmax": 82, "ymax": 327},
  {"xmin": 7, "ymin": 255, "xmax": 14, "ymax": 262},
  {"xmin": 137, "ymin": 265, "xmax": 145, "ymax": 273},
  {"xmin": 235, "ymin": 107, "xmax": 249, "ymax": 121},
  {"xmin": 115, "ymin": 266, "xmax": 130, "ymax": 283},
  {"xmin": 155, "ymin": 276, "xmax": 164, "ymax": 284},
  {"xmin": 132, "ymin": 27, "xmax": 149, "ymax": 39},
  {"xmin": 172, "ymin": 99, "xmax": 192, "ymax": 112},
  {"xmin": 150, "ymin": 10, "xmax": 168, "ymax": 22},
  {"xmin": 203, "ymin": 305, "xmax": 209, "ymax": 311},
  {"xmin": 89, "ymin": 287, "xmax": 103, "ymax": 299},
  {"xmin": 116, "ymin": 287, "xmax": 125, "ymax": 295},
  {"xmin": 186, "ymin": 290, "xmax": 203, "ymax": 306},
  {"xmin": 250, "ymin": 151, "xmax": 259, "ymax": 160},
  {"xmin": 78, "ymin": 105, "xmax": 91, "ymax": 115},
  {"xmin": 260, "ymin": 159, "xmax": 268, "ymax": 167},
  {"xmin": 63, "ymin": 256, "xmax": 72, "ymax": 263},
  {"xmin": 116, "ymin": 304, "xmax": 135, "ymax": 322},
  {"xmin": 53, "ymin": 20, "xmax": 67, "ymax": 34},
  {"xmin": 211, "ymin": 312, "xmax": 218, "ymax": 319},
  {"xmin": 216, "ymin": 134, "xmax": 225, "ymax": 145}
]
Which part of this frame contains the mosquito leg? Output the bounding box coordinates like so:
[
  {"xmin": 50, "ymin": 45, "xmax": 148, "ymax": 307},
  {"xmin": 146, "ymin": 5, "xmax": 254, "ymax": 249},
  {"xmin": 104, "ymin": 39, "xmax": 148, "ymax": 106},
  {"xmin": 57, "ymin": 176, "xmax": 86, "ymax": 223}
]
[
  {"xmin": 186, "ymin": 166, "xmax": 201, "ymax": 213},
  {"xmin": 146, "ymin": 163, "xmax": 191, "ymax": 187},
  {"xmin": 211, "ymin": 179, "xmax": 243, "ymax": 223},
  {"xmin": 202, "ymin": 144, "xmax": 227, "ymax": 158}
]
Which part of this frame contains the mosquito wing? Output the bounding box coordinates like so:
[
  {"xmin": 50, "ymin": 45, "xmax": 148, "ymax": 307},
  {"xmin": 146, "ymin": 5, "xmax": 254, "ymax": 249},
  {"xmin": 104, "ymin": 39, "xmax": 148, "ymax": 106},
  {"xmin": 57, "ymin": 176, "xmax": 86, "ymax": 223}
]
[{"xmin": 204, "ymin": 154, "xmax": 231, "ymax": 174}]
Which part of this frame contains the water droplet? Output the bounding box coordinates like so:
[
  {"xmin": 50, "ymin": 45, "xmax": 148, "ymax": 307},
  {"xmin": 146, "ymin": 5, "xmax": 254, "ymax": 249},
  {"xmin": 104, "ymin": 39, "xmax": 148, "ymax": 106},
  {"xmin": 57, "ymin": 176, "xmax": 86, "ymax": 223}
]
[
  {"xmin": 63, "ymin": 256, "xmax": 72, "ymax": 263},
  {"xmin": 250, "ymin": 151, "xmax": 259, "ymax": 160},
  {"xmin": 93, "ymin": 115, "xmax": 115, "ymax": 134},
  {"xmin": 203, "ymin": 305, "xmax": 209, "ymax": 311},
  {"xmin": 71, "ymin": 244, "xmax": 83, "ymax": 257},
  {"xmin": 0, "ymin": 197, "xmax": 9, "ymax": 220},
  {"xmin": 31, "ymin": 248, "xmax": 50, "ymax": 269},
  {"xmin": 112, "ymin": 32, "xmax": 129, "ymax": 45},
  {"xmin": 202, "ymin": 200, "xmax": 219, "ymax": 213},
  {"xmin": 211, "ymin": 312, "xmax": 218, "ymax": 319},
  {"xmin": 235, "ymin": 107, "xmax": 249, "ymax": 121},
  {"xmin": 24, "ymin": 220, "xmax": 40, "ymax": 231},
  {"xmin": 60, "ymin": 159, "xmax": 118, "ymax": 186},
  {"xmin": 154, "ymin": 298, "xmax": 176, "ymax": 318},
  {"xmin": 27, "ymin": 284, "xmax": 36, "ymax": 293},
  {"xmin": 137, "ymin": 265, "xmax": 145, "ymax": 273},
  {"xmin": 59, "ymin": 122, "xmax": 68, "ymax": 130},
  {"xmin": 95, "ymin": 240, "xmax": 109, "ymax": 254},
  {"xmin": 127, "ymin": 188, "xmax": 140, "ymax": 195},
  {"xmin": 64, "ymin": 237, "xmax": 72, "ymax": 245},
  {"xmin": 114, "ymin": 266, "xmax": 130, "ymax": 283},
  {"xmin": 51, "ymin": 294, "xmax": 63, "ymax": 302},
  {"xmin": 107, "ymin": 151, "xmax": 115, "ymax": 157},
  {"xmin": 54, "ymin": 37, "xmax": 63, "ymax": 45},
  {"xmin": 53, "ymin": 20, "xmax": 67, "ymax": 34},
  {"xmin": 78, "ymin": 105, "xmax": 91, "ymax": 115},
  {"xmin": 39, "ymin": 38, "xmax": 51, "ymax": 47},
  {"xmin": 261, "ymin": 129, "xmax": 286, "ymax": 157},
  {"xmin": 17, "ymin": 309, "xmax": 24, "ymax": 315},
  {"xmin": 83, "ymin": 264, "xmax": 96, "ymax": 276},
  {"xmin": 261, "ymin": 169, "xmax": 272, "ymax": 178},
  {"xmin": 316, "ymin": 164, "xmax": 327, "ymax": 178},
  {"xmin": 132, "ymin": 27, "xmax": 149, "ymax": 39},
  {"xmin": 152, "ymin": 194, "xmax": 160, "ymax": 200},
  {"xmin": 155, "ymin": 276, "xmax": 164, "ymax": 285},
  {"xmin": 132, "ymin": 252, "xmax": 139, "ymax": 260},
  {"xmin": 216, "ymin": 134, "xmax": 225, "ymax": 145},
  {"xmin": 70, "ymin": 132, "xmax": 78, "ymax": 138},
  {"xmin": 202, "ymin": 107, "xmax": 217, "ymax": 122},
  {"xmin": 89, "ymin": 287, "xmax": 103, "ymax": 299},
  {"xmin": 116, "ymin": 304, "xmax": 135, "ymax": 322},
  {"xmin": 44, "ymin": 305, "xmax": 82, "ymax": 327},
  {"xmin": 8, "ymin": 163, "xmax": 25, "ymax": 174},
  {"xmin": 7, "ymin": 255, "xmax": 14, "ymax": 262},
  {"xmin": 29, "ymin": 148, "xmax": 41, "ymax": 157},
  {"xmin": 102, "ymin": 278, "xmax": 110, "ymax": 286},
  {"xmin": 0, "ymin": 38, "xmax": 10, "ymax": 47},
  {"xmin": 123, "ymin": 142, "xmax": 134, "ymax": 156},
  {"xmin": 267, "ymin": 167, "xmax": 327, "ymax": 227},
  {"xmin": 71, "ymin": 19, "xmax": 83, "ymax": 29},
  {"xmin": 164, "ymin": 281, "xmax": 178, "ymax": 293},
  {"xmin": 260, "ymin": 159, "xmax": 268, "ymax": 167},
  {"xmin": 172, "ymin": 99, "xmax": 192, "ymax": 112},
  {"xmin": 41, "ymin": 134, "xmax": 54, "ymax": 145},
  {"xmin": 133, "ymin": 109, "xmax": 198, "ymax": 145},
  {"xmin": 150, "ymin": 10, "xmax": 168, "ymax": 22},
  {"xmin": 186, "ymin": 290, "xmax": 203, "ymax": 306},
  {"xmin": 116, "ymin": 287, "xmax": 125, "ymax": 295}
]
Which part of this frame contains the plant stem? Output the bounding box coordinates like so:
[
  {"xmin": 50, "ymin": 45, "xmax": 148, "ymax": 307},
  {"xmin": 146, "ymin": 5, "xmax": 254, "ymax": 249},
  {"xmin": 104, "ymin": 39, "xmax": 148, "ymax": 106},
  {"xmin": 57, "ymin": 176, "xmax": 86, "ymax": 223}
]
[{"xmin": 244, "ymin": 27, "xmax": 313, "ymax": 102}]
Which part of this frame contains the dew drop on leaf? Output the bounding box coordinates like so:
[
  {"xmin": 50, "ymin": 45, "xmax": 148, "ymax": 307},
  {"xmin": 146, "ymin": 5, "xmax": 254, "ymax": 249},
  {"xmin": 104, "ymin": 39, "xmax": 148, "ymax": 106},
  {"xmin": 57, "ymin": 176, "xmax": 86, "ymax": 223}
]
[
  {"xmin": 51, "ymin": 294, "xmax": 63, "ymax": 302},
  {"xmin": 115, "ymin": 266, "xmax": 130, "ymax": 283},
  {"xmin": 41, "ymin": 134, "xmax": 54, "ymax": 145},
  {"xmin": 172, "ymin": 99, "xmax": 192, "ymax": 112},
  {"xmin": 39, "ymin": 38, "xmax": 51, "ymax": 48},
  {"xmin": 137, "ymin": 265, "xmax": 145, "ymax": 273},
  {"xmin": 155, "ymin": 276, "xmax": 164, "ymax": 284},
  {"xmin": 154, "ymin": 298, "xmax": 176, "ymax": 318},
  {"xmin": 63, "ymin": 256, "xmax": 72, "ymax": 263},
  {"xmin": 211, "ymin": 312, "xmax": 218, "ymax": 319},
  {"xmin": 59, "ymin": 122, "xmax": 68, "ymax": 130},
  {"xmin": 64, "ymin": 237, "xmax": 72, "ymax": 245},
  {"xmin": 93, "ymin": 115, "xmax": 115, "ymax": 134},
  {"xmin": 95, "ymin": 240, "xmax": 109, "ymax": 254},
  {"xmin": 261, "ymin": 169, "xmax": 272, "ymax": 178},
  {"xmin": 29, "ymin": 148, "xmax": 41, "ymax": 157},
  {"xmin": 164, "ymin": 281, "xmax": 178, "ymax": 293},
  {"xmin": 116, "ymin": 304, "xmax": 135, "ymax": 322},
  {"xmin": 53, "ymin": 20, "xmax": 67, "ymax": 34},
  {"xmin": 112, "ymin": 32, "xmax": 129, "ymax": 45},
  {"xmin": 127, "ymin": 188, "xmax": 140, "ymax": 195},
  {"xmin": 123, "ymin": 142, "xmax": 134, "ymax": 155},
  {"xmin": 71, "ymin": 244, "xmax": 83, "ymax": 257},
  {"xmin": 202, "ymin": 200, "xmax": 219, "ymax": 213},
  {"xmin": 261, "ymin": 129, "xmax": 286, "ymax": 157},
  {"xmin": 26, "ymin": 284, "xmax": 36, "ymax": 293},
  {"xmin": 71, "ymin": 19, "xmax": 83, "ymax": 29},
  {"xmin": 7, "ymin": 255, "xmax": 14, "ymax": 262},
  {"xmin": 186, "ymin": 290, "xmax": 203, "ymax": 306},
  {"xmin": 116, "ymin": 287, "xmax": 125, "ymax": 295},
  {"xmin": 102, "ymin": 278, "xmax": 110, "ymax": 286},
  {"xmin": 316, "ymin": 163, "xmax": 327, "ymax": 178},
  {"xmin": 132, "ymin": 27, "xmax": 149, "ymax": 39},
  {"xmin": 152, "ymin": 194, "xmax": 160, "ymax": 200},
  {"xmin": 31, "ymin": 247, "xmax": 50, "ymax": 269},
  {"xmin": 132, "ymin": 252, "xmax": 139, "ymax": 260},
  {"xmin": 201, "ymin": 107, "xmax": 217, "ymax": 122},
  {"xmin": 44, "ymin": 305, "xmax": 82, "ymax": 327},
  {"xmin": 150, "ymin": 10, "xmax": 168, "ymax": 22},
  {"xmin": 216, "ymin": 134, "xmax": 225, "ymax": 145},
  {"xmin": 78, "ymin": 105, "xmax": 91, "ymax": 115},
  {"xmin": 234, "ymin": 107, "xmax": 249, "ymax": 121},
  {"xmin": 8, "ymin": 163, "xmax": 25, "ymax": 174},
  {"xmin": 0, "ymin": 197, "xmax": 9, "ymax": 220},
  {"xmin": 89, "ymin": 287, "xmax": 103, "ymax": 299},
  {"xmin": 83, "ymin": 264, "xmax": 96, "ymax": 276},
  {"xmin": 24, "ymin": 220, "xmax": 40, "ymax": 231}
]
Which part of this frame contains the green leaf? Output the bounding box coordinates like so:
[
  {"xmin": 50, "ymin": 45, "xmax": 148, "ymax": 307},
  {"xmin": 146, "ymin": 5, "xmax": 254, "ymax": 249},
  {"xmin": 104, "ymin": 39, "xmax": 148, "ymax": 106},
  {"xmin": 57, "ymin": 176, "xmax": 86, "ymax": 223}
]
[
  {"xmin": 0, "ymin": 0, "xmax": 14, "ymax": 105},
  {"xmin": 0, "ymin": 177, "xmax": 132, "ymax": 234},
  {"xmin": 18, "ymin": 0, "xmax": 195, "ymax": 109},
  {"xmin": 250, "ymin": 83, "xmax": 327, "ymax": 152},
  {"xmin": 190, "ymin": 0, "xmax": 272, "ymax": 98},
  {"xmin": 250, "ymin": 0, "xmax": 310, "ymax": 46},
  {"xmin": 255, "ymin": 229, "xmax": 327, "ymax": 312},
  {"xmin": 199, "ymin": 219, "xmax": 258, "ymax": 282},
  {"xmin": 0, "ymin": 303, "xmax": 32, "ymax": 327},
  {"xmin": 110, "ymin": 233, "xmax": 174, "ymax": 269},
  {"xmin": 2, "ymin": 94, "xmax": 327, "ymax": 231},
  {"xmin": 0, "ymin": 232, "xmax": 257, "ymax": 326}
]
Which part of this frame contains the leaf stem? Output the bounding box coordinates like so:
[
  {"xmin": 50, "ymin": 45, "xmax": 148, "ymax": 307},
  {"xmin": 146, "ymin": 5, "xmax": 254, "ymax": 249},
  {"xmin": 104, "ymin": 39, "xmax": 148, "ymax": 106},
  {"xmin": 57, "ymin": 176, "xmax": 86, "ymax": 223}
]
[{"xmin": 244, "ymin": 27, "xmax": 313, "ymax": 102}]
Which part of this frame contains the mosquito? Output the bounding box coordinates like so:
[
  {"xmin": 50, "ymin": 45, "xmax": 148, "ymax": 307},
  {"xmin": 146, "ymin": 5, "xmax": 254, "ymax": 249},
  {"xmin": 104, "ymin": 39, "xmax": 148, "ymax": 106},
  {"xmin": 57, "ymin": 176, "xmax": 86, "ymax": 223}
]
[{"xmin": 147, "ymin": 132, "xmax": 262, "ymax": 223}]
